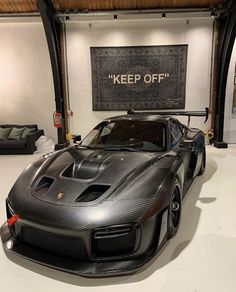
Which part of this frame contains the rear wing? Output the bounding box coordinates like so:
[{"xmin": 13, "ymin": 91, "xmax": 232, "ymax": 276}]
[{"xmin": 127, "ymin": 108, "xmax": 209, "ymax": 127}]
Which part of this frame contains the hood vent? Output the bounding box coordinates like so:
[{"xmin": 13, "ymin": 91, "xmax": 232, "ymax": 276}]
[
  {"xmin": 35, "ymin": 176, "xmax": 54, "ymax": 194},
  {"xmin": 75, "ymin": 185, "xmax": 110, "ymax": 203}
]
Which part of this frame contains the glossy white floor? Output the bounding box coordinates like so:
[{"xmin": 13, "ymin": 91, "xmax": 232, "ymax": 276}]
[{"xmin": 0, "ymin": 145, "xmax": 236, "ymax": 292}]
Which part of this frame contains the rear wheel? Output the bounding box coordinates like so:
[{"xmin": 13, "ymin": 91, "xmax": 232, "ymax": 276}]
[
  {"xmin": 167, "ymin": 181, "xmax": 181, "ymax": 239},
  {"xmin": 198, "ymin": 147, "xmax": 206, "ymax": 176}
]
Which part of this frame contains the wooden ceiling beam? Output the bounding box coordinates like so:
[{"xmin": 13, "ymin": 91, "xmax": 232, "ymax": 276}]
[{"xmin": 0, "ymin": 0, "xmax": 228, "ymax": 14}]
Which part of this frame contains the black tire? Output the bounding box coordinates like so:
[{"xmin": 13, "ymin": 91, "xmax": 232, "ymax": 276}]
[
  {"xmin": 167, "ymin": 180, "xmax": 181, "ymax": 239},
  {"xmin": 197, "ymin": 146, "xmax": 206, "ymax": 176}
]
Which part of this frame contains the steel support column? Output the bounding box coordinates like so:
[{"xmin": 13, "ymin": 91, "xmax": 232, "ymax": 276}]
[
  {"xmin": 214, "ymin": 1, "xmax": 236, "ymax": 148},
  {"xmin": 37, "ymin": 0, "xmax": 67, "ymax": 149}
]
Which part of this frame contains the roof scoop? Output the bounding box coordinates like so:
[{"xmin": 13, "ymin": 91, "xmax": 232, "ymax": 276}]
[
  {"xmin": 63, "ymin": 152, "xmax": 109, "ymax": 180},
  {"xmin": 63, "ymin": 160, "xmax": 107, "ymax": 180}
]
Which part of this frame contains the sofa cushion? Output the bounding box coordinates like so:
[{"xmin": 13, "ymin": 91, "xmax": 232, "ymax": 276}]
[
  {"xmin": 0, "ymin": 127, "xmax": 12, "ymax": 140},
  {"xmin": 0, "ymin": 140, "xmax": 26, "ymax": 149},
  {"xmin": 8, "ymin": 127, "xmax": 25, "ymax": 140},
  {"xmin": 21, "ymin": 127, "xmax": 36, "ymax": 139},
  {"xmin": 2, "ymin": 124, "xmax": 38, "ymax": 130}
]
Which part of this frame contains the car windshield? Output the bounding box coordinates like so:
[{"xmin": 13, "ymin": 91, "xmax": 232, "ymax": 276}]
[{"xmin": 81, "ymin": 120, "xmax": 166, "ymax": 152}]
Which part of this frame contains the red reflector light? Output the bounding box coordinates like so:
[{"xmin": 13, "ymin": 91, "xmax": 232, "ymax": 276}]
[{"xmin": 7, "ymin": 215, "xmax": 19, "ymax": 226}]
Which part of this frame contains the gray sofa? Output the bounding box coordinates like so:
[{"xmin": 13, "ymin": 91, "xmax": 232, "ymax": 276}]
[{"xmin": 0, "ymin": 124, "xmax": 44, "ymax": 154}]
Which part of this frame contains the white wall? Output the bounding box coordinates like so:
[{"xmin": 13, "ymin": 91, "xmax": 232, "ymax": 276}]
[
  {"xmin": 0, "ymin": 20, "xmax": 57, "ymax": 141},
  {"xmin": 0, "ymin": 18, "xmax": 214, "ymax": 142},
  {"xmin": 224, "ymin": 39, "xmax": 236, "ymax": 143},
  {"xmin": 66, "ymin": 18, "xmax": 213, "ymax": 138}
]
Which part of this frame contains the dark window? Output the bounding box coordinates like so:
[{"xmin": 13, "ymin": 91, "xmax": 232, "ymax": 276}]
[
  {"xmin": 82, "ymin": 120, "xmax": 166, "ymax": 152},
  {"xmin": 170, "ymin": 121, "xmax": 183, "ymax": 147}
]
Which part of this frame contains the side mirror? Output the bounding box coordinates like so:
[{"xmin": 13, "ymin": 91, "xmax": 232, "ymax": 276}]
[
  {"xmin": 73, "ymin": 135, "xmax": 81, "ymax": 143},
  {"xmin": 179, "ymin": 139, "xmax": 194, "ymax": 152}
]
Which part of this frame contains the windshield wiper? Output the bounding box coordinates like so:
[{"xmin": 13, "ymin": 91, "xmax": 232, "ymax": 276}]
[
  {"xmin": 77, "ymin": 145, "xmax": 103, "ymax": 150},
  {"xmin": 103, "ymin": 147, "xmax": 140, "ymax": 152},
  {"xmin": 78, "ymin": 142, "xmax": 144, "ymax": 152},
  {"xmin": 102, "ymin": 142, "xmax": 144, "ymax": 152}
]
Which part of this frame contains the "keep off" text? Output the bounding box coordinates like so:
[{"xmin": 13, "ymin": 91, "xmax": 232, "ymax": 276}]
[{"xmin": 108, "ymin": 73, "xmax": 170, "ymax": 84}]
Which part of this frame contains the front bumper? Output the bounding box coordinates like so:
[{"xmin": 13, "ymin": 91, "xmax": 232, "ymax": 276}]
[{"xmin": 0, "ymin": 222, "xmax": 158, "ymax": 277}]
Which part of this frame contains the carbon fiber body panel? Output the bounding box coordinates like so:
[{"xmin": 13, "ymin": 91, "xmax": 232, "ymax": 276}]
[{"xmin": 1, "ymin": 113, "xmax": 205, "ymax": 276}]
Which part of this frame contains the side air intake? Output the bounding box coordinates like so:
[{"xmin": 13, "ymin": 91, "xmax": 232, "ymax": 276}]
[{"xmin": 75, "ymin": 185, "xmax": 110, "ymax": 202}]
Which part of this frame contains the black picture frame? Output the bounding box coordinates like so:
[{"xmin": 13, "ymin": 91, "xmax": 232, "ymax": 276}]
[{"xmin": 90, "ymin": 45, "xmax": 188, "ymax": 111}]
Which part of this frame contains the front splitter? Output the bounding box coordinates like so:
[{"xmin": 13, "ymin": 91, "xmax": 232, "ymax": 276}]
[{"xmin": 0, "ymin": 222, "xmax": 155, "ymax": 278}]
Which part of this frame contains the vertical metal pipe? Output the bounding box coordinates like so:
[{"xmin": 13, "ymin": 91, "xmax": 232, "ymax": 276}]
[
  {"xmin": 213, "ymin": 2, "xmax": 236, "ymax": 148},
  {"xmin": 37, "ymin": 0, "xmax": 67, "ymax": 147},
  {"xmin": 209, "ymin": 19, "xmax": 220, "ymax": 133},
  {"xmin": 60, "ymin": 23, "xmax": 69, "ymax": 135}
]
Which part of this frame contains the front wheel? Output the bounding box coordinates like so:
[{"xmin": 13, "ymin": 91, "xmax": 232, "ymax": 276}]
[{"xmin": 167, "ymin": 181, "xmax": 181, "ymax": 239}]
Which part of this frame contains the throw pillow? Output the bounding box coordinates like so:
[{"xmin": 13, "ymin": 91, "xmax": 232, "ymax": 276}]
[
  {"xmin": 0, "ymin": 127, "xmax": 12, "ymax": 140},
  {"xmin": 21, "ymin": 127, "xmax": 36, "ymax": 139},
  {"xmin": 8, "ymin": 127, "xmax": 25, "ymax": 140}
]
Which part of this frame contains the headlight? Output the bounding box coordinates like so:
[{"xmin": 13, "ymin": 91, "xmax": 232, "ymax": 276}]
[
  {"xmin": 91, "ymin": 224, "xmax": 140, "ymax": 258},
  {"xmin": 6, "ymin": 199, "xmax": 14, "ymax": 219}
]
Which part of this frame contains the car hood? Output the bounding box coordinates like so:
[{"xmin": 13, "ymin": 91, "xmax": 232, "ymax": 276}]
[{"xmin": 30, "ymin": 146, "xmax": 164, "ymax": 206}]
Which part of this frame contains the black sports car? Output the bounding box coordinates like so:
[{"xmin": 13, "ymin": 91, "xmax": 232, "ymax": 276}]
[{"xmin": 1, "ymin": 109, "xmax": 207, "ymax": 277}]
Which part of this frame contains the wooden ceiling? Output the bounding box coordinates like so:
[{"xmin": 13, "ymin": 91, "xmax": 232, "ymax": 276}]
[{"xmin": 0, "ymin": 0, "xmax": 228, "ymax": 14}]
